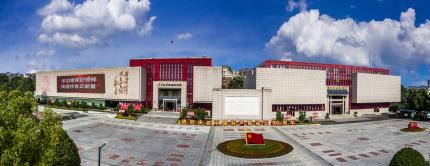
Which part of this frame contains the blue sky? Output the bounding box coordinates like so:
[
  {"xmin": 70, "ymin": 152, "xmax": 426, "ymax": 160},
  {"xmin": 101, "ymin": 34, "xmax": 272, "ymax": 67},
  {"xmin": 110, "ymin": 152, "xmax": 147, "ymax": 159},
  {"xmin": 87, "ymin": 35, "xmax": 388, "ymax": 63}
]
[{"xmin": 0, "ymin": 0, "xmax": 429, "ymax": 86}]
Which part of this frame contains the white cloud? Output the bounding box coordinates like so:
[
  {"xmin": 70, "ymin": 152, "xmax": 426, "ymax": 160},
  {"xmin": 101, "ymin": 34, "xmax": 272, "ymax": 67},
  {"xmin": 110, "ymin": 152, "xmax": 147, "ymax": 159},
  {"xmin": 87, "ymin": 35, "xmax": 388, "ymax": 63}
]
[
  {"xmin": 37, "ymin": 0, "xmax": 73, "ymax": 16},
  {"xmin": 38, "ymin": 33, "xmax": 98, "ymax": 48},
  {"xmin": 286, "ymin": 0, "xmax": 307, "ymax": 12},
  {"xmin": 38, "ymin": 0, "xmax": 155, "ymax": 47},
  {"xmin": 26, "ymin": 49, "xmax": 58, "ymax": 73},
  {"xmin": 138, "ymin": 16, "xmax": 157, "ymax": 36},
  {"xmin": 266, "ymin": 8, "xmax": 430, "ymax": 73},
  {"xmin": 176, "ymin": 32, "xmax": 193, "ymax": 40}
]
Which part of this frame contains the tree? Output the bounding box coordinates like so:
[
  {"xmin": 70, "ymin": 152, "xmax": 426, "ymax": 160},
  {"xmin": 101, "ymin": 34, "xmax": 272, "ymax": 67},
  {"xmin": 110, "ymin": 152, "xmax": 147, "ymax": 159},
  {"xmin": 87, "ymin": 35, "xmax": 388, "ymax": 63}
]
[
  {"xmin": 389, "ymin": 103, "xmax": 403, "ymax": 112},
  {"xmin": 38, "ymin": 109, "xmax": 80, "ymax": 166},
  {"xmin": 0, "ymin": 91, "xmax": 80, "ymax": 165},
  {"xmin": 228, "ymin": 76, "xmax": 244, "ymax": 89},
  {"xmin": 401, "ymin": 84, "xmax": 407, "ymax": 99}
]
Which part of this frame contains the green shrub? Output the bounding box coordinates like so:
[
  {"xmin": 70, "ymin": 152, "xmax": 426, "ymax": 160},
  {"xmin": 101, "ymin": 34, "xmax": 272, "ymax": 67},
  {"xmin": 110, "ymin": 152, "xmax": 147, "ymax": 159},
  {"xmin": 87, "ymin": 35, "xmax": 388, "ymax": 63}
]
[
  {"xmin": 127, "ymin": 105, "xmax": 136, "ymax": 117},
  {"xmin": 180, "ymin": 108, "xmax": 188, "ymax": 120},
  {"xmin": 298, "ymin": 111, "xmax": 306, "ymax": 123},
  {"xmin": 140, "ymin": 106, "xmax": 151, "ymax": 114},
  {"xmin": 194, "ymin": 108, "xmax": 208, "ymax": 120},
  {"xmin": 80, "ymin": 101, "xmax": 87, "ymax": 108},
  {"xmin": 390, "ymin": 147, "xmax": 428, "ymax": 166},
  {"xmin": 115, "ymin": 114, "xmax": 123, "ymax": 118},
  {"xmin": 91, "ymin": 103, "xmax": 96, "ymax": 109},
  {"xmin": 55, "ymin": 98, "xmax": 60, "ymax": 106},
  {"xmin": 114, "ymin": 104, "xmax": 119, "ymax": 112},
  {"xmin": 276, "ymin": 111, "xmax": 283, "ymax": 121}
]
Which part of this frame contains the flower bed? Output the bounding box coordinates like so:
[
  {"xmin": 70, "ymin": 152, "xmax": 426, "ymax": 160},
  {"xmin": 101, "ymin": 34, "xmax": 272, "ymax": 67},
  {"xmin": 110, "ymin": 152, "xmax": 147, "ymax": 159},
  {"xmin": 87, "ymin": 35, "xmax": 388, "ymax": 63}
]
[{"xmin": 216, "ymin": 139, "xmax": 293, "ymax": 158}]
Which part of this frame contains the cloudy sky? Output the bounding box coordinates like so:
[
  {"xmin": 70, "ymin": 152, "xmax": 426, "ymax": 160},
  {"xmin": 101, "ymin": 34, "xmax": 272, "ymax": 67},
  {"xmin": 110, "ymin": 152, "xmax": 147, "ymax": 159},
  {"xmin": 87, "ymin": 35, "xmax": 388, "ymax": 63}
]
[{"xmin": 0, "ymin": 0, "xmax": 429, "ymax": 86}]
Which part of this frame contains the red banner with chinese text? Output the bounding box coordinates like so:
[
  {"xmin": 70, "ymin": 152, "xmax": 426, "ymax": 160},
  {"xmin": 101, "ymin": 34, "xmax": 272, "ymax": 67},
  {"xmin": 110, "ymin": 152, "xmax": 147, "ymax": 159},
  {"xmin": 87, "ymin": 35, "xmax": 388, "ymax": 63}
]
[{"xmin": 57, "ymin": 74, "xmax": 105, "ymax": 93}]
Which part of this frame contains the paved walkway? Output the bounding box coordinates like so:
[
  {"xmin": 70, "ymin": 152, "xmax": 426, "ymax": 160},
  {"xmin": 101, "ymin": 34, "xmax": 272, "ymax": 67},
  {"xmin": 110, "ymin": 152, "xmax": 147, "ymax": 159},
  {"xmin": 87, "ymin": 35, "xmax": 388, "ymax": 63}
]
[
  {"xmin": 137, "ymin": 111, "xmax": 180, "ymax": 124},
  {"xmin": 208, "ymin": 126, "xmax": 331, "ymax": 166},
  {"xmin": 277, "ymin": 119, "xmax": 430, "ymax": 166},
  {"xmin": 64, "ymin": 117, "xmax": 210, "ymax": 166},
  {"xmin": 62, "ymin": 113, "xmax": 430, "ymax": 166}
]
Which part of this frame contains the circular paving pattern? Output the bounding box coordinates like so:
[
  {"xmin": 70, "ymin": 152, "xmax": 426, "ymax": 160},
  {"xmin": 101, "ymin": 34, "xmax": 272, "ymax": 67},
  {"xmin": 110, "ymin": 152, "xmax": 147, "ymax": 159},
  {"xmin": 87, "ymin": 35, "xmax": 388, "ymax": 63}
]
[
  {"xmin": 400, "ymin": 127, "xmax": 427, "ymax": 132},
  {"xmin": 217, "ymin": 139, "xmax": 293, "ymax": 159}
]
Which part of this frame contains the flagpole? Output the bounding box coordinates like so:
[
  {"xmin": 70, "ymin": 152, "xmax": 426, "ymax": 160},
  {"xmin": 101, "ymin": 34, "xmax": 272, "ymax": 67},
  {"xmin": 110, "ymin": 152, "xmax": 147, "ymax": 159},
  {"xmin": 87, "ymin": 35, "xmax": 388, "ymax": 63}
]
[{"xmin": 244, "ymin": 128, "xmax": 248, "ymax": 145}]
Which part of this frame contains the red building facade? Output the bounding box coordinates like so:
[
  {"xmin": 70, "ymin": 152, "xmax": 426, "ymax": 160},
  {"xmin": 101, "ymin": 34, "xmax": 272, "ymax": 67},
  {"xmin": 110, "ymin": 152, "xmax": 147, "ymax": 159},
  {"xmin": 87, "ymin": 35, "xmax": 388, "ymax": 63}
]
[
  {"xmin": 130, "ymin": 57, "xmax": 212, "ymax": 108},
  {"xmin": 259, "ymin": 60, "xmax": 390, "ymax": 114}
]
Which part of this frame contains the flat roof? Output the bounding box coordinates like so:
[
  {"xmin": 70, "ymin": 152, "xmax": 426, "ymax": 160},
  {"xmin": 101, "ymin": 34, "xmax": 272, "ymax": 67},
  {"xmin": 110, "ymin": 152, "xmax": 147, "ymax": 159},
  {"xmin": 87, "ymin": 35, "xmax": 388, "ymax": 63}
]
[
  {"xmin": 130, "ymin": 56, "xmax": 211, "ymax": 60},
  {"xmin": 35, "ymin": 66, "xmax": 141, "ymax": 74},
  {"xmin": 260, "ymin": 60, "xmax": 389, "ymax": 71}
]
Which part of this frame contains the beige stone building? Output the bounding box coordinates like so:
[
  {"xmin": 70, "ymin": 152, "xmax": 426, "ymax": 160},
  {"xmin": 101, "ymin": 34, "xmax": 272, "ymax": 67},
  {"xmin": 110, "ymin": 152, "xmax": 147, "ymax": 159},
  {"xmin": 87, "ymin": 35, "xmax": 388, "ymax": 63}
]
[{"xmin": 35, "ymin": 57, "xmax": 401, "ymax": 121}]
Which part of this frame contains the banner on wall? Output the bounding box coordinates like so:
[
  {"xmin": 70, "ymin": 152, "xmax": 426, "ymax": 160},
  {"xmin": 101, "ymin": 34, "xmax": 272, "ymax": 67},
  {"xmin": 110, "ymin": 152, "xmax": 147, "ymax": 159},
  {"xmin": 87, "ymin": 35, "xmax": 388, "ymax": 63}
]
[{"xmin": 57, "ymin": 74, "xmax": 105, "ymax": 93}]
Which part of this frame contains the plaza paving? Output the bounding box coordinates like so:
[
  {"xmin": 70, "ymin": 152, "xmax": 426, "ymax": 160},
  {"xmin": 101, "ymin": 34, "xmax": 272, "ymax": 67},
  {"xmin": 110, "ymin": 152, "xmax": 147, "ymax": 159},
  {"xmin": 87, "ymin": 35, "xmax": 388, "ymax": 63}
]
[
  {"xmin": 62, "ymin": 112, "xmax": 430, "ymax": 166},
  {"xmin": 277, "ymin": 119, "xmax": 430, "ymax": 166}
]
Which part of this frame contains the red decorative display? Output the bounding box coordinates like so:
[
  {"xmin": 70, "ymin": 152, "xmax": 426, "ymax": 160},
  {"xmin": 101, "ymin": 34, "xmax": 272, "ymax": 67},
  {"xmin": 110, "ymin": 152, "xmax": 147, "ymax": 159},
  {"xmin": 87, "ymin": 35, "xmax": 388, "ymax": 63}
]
[
  {"xmin": 408, "ymin": 121, "xmax": 418, "ymax": 129},
  {"xmin": 246, "ymin": 133, "xmax": 265, "ymax": 145},
  {"xmin": 118, "ymin": 102, "xmax": 142, "ymax": 111},
  {"xmin": 57, "ymin": 74, "xmax": 105, "ymax": 93}
]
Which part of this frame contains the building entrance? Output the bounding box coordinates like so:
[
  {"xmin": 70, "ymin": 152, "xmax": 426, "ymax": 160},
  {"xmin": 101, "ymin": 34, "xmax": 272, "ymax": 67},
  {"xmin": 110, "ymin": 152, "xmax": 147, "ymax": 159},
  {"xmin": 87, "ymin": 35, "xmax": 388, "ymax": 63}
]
[
  {"xmin": 327, "ymin": 87, "xmax": 349, "ymax": 115},
  {"xmin": 331, "ymin": 105, "xmax": 343, "ymax": 115},
  {"xmin": 163, "ymin": 99, "xmax": 177, "ymax": 111},
  {"xmin": 158, "ymin": 88, "xmax": 181, "ymax": 111}
]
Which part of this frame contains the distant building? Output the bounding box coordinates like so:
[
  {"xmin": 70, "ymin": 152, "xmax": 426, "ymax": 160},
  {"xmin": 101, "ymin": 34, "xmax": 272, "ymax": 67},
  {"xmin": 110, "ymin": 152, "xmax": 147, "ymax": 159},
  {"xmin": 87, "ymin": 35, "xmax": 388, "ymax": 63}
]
[
  {"xmin": 222, "ymin": 77, "xmax": 232, "ymax": 89},
  {"xmin": 222, "ymin": 66, "xmax": 237, "ymax": 88},
  {"xmin": 222, "ymin": 66, "xmax": 234, "ymax": 78},
  {"xmin": 238, "ymin": 68, "xmax": 250, "ymax": 77}
]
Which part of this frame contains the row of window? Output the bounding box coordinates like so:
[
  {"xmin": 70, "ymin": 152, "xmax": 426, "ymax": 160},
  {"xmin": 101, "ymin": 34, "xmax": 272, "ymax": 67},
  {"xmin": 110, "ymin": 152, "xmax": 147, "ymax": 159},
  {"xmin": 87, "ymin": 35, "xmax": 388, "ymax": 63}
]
[
  {"xmin": 272, "ymin": 104, "xmax": 325, "ymax": 112},
  {"xmin": 270, "ymin": 64, "xmax": 387, "ymax": 75},
  {"xmin": 159, "ymin": 64, "xmax": 183, "ymax": 81},
  {"xmin": 350, "ymin": 103, "xmax": 389, "ymax": 109}
]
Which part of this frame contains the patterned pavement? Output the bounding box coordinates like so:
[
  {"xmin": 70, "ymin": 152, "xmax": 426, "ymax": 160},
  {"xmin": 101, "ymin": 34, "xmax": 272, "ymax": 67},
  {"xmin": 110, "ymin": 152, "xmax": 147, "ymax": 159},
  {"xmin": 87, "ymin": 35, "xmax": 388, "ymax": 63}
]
[
  {"xmin": 277, "ymin": 119, "xmax": 430, "ymax": 166},
  {"xmin": 63, "ymin": 115, "xmax": 430, "ymax": 166}
]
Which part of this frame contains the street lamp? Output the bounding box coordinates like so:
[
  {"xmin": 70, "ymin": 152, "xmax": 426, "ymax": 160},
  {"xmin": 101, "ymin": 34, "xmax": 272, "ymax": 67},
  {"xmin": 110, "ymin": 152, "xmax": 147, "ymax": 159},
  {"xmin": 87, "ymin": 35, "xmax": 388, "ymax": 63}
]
[{"xmin": 98, "ymin": 142, "xmax": 108, "ymax": 166}]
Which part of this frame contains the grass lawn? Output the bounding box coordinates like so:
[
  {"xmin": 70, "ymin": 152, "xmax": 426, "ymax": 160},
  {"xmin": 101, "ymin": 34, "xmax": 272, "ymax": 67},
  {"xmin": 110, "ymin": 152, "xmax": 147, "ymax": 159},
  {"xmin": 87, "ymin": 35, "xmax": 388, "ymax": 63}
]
[
  {"xmin": 400, "ymin": 127, "xmax": 427, "ymax": 132},
  {"xmin": 217, "ymin": 139, "xmax": 293, "ymax": 158}
]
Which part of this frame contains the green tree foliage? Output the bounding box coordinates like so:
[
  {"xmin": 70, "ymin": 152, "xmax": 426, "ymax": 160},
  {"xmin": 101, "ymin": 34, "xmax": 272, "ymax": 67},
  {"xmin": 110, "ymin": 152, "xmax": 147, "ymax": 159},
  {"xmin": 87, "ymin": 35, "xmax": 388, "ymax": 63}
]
[
  {"xmin": 0, "ymin": 73, "xmax": 35, "ymax": 93},
  {"xmin": 276, "ymin": 111, "xmax": 284, "ymax": 121},
  {"xmin": 389, "ymin": 103, "xmax": 404, "ymax": 112},
  {"xmin": 228, "ymin": 76, "xmax": 244, "ymax": 89},
  {"xmin": 402, "ymin": 88, "xmax": 430, "ymax": 120},
  {"xmin": 401, "ymin": 84, "xmax": 407, "ymax": 99},
  {"xmin": 389, "ymin": 147, "xmax": 428, "ymax": 166},
  {"xmin": 0, "ymin": 90, "xmax": 80, "ymax": 165}
]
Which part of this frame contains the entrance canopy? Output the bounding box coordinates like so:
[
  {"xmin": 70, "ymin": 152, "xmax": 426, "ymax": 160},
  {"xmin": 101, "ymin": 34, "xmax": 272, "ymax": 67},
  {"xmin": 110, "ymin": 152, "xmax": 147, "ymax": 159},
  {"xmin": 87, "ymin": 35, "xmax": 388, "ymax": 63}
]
[{"xmin": 327, "ymin": 89, "xmax": 348, "ymax": 96}]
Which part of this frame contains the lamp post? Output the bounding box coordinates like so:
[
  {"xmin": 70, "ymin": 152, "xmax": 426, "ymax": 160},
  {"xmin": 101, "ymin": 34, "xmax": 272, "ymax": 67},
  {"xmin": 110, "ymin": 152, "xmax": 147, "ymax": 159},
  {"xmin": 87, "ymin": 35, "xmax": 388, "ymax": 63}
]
[
  {"xmin": 98, "ymin": 142, "xmax": 108, "ymax": 166},
  {"xmin": 261, "ymin": 87, "xmax": 264, "ymax": 121}
]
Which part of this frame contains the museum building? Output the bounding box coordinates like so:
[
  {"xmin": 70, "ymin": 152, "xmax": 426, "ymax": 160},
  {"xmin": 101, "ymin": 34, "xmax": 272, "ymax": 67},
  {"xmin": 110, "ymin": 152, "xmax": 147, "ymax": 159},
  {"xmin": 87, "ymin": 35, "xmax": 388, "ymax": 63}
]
[{"xmin": 35, "ymin": 57, "xmax": 401, "ymax": 120}]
